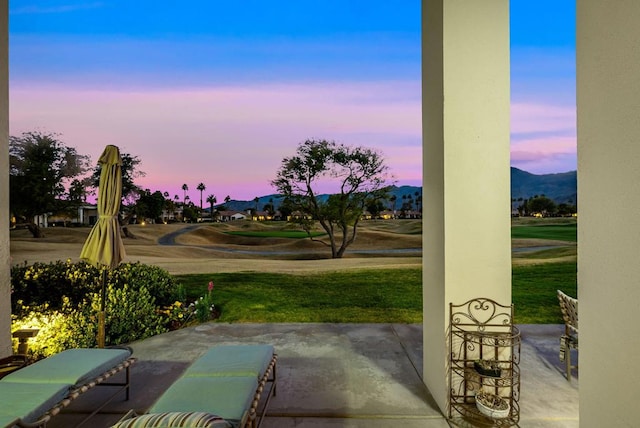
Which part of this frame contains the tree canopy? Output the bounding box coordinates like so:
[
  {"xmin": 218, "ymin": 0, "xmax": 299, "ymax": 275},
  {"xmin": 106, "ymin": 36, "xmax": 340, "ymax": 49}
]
[
  {"xmin": 271, "ymin": 139, "xmax": 393, "ymax": 258},
  {"xmin": 10, "ymin": 131, "xmax": 90, "ymax": 229}
]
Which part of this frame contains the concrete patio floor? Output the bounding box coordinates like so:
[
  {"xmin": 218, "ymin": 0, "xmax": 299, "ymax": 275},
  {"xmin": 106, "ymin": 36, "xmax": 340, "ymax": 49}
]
[{"xmin": 47, "ymin": 323, "xmax": 578, "ymax": 428}]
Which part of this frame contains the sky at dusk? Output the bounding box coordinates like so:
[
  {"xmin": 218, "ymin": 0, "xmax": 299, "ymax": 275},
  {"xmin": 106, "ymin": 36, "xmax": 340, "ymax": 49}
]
[{"xmin": 8, "ymin": 1, "xmax": 576, "ymax": 202}]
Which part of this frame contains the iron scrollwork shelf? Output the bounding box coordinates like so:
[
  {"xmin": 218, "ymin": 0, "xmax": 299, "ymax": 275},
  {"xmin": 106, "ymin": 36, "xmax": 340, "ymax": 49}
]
[{"xmin": 449, "ymin": 298, "xmax": 521, "ymax": 426}]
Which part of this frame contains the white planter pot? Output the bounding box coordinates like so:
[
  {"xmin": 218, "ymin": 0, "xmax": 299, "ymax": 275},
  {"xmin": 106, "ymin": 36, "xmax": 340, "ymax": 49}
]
[{"xmin": 475, "ymin": 392, "xmax": 510, "ymax": 419}]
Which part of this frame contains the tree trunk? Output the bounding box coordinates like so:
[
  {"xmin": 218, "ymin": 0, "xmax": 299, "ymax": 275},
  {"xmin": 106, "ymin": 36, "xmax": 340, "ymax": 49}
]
[
  {"xmin": 26, "ymin": 223, "xmax": 44, "ymax": 238},
  {"xmin": 122, "ymin": 226, "xmax": 136, "ymax": 239}
]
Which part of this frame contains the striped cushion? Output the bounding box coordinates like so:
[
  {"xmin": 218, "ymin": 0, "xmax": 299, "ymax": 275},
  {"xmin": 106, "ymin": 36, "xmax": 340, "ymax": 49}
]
[{"xmin": 110, "ymin": 412, "xmax": 231, "ymax": 428}]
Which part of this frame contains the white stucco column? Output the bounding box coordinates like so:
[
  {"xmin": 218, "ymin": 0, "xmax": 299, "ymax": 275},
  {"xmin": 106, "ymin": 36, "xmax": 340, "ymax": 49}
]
[
  {"xmin": 0, "ymin": 0, "xmax": 12, "ymax": 357},
  {"xmin": 577, "ymin": 2, "xmax": 640, "ymax": 426},
  {"xmin": 422, "ymin": 0, "xmax": 511, "ymax": 413}
]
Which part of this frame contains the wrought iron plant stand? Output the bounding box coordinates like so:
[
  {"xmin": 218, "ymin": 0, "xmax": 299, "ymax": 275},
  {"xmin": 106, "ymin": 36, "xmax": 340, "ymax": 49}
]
[{"xmin": 448, "ymin": 298, "xmax": 521, "ymax": 427}]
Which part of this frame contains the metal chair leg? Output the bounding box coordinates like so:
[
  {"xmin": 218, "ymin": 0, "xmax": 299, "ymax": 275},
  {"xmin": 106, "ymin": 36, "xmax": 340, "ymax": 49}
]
[{"xmin": 565, "ymin": 340, "xmax": 572, "ymax": 381}]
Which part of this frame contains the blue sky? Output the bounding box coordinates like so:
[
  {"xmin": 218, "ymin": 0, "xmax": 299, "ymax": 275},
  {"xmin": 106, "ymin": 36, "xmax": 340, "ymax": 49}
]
[{"xmin": 8, "ymin": 1, "xmax": 576, "ymax": 202}]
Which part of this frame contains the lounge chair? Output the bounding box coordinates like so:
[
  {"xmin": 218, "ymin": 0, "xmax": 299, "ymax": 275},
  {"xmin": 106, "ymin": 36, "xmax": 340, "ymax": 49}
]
[
  {"xmin": 0, "ymin": 347, "xmax": 135, "ymax": 428},
  {"xmin": 557, "ymin": 289, "xmax": 578, "ymax": 381},
  {"xmin": 111, "ymin": 344, "xmax": 277, "ymax": 428},
  {"xmin": 0, "ymin": 356, "xmax": 29, "ymax": 380}
]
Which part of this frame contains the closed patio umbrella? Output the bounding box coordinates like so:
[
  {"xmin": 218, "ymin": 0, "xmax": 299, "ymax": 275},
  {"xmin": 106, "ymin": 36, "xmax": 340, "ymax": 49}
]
[{"xmin": 80, "ymin": 145, "xmax": 126, "ymax": 348}]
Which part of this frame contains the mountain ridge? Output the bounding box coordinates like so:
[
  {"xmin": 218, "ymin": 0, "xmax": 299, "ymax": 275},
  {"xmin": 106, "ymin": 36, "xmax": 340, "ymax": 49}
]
[{"xmin": 221, "ymin": 167, "xmax": 577, "ymax": 211}]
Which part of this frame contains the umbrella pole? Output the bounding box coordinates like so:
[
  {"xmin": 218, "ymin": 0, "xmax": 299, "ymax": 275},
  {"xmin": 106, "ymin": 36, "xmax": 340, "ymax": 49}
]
[{"xmin": 98, "ymin": 269, "xmax": 107, "ymax": 348}]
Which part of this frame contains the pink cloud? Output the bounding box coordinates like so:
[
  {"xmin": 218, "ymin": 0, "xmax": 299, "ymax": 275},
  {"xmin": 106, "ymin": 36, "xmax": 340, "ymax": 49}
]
[
  {"xmin": 511, "ymin": 102, "xmax": 576, "ymax": 134},
  {"xmin": 510, "ymin": 102, "xmax": 576, "ymax": 173},
  {"xmin": 511, "ymin": 136, "xmax": 576, "ymax": 173},
  {"xmin": 10, "ymin": 80, "xmax": 422, "ymax": 201}
]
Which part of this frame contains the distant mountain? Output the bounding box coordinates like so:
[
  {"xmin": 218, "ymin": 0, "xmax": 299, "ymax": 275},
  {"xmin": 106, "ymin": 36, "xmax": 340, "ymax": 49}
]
[
  {"xmin": 218, "ymin": 167, "xmax": 577, "ymax": 211},
  {"xmin": 218, "ymin": 186, "xmax": 422, "ymax": 213},
  {"xmin": 511, "ymin": 167, "xmax": 577, "ymax": 204}
]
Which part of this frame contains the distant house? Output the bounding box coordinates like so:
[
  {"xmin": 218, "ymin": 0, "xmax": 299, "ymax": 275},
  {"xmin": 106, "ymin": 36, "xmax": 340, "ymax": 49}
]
[
  {"xmin": 378, "ymin": 210, "xmax": 396, "ymax": 220},
  {"xmin": 47, "ymin": 205, "xmax": 99, "ymax": 226},
  {"xmin": 360, "ymin": 210, "xmax": 373, "ymax": 220},
  {"xmin": 287, "ymin": 211, "xmax": 312, "ymax": 221},
  {"xmin": 251, "ymin": 210, "xmax": 273, "ymax": 221},
  {"xmin": 401, "ymin": 210, "xmax": 422, "ymax": 219},
  {"xmin": 161, "ymin": 207, "xmax": 179, "ymax": 222},
  {"xmin": 217, "ymin": 210, "xmax": 248, "ymax": 222}
]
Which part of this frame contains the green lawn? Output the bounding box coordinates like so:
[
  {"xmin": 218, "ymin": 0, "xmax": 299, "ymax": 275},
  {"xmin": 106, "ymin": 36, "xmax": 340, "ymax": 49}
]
[
  {"xmin": 511, "ymin": 222, "xmax": 577, "ymax": 241},
  {"xmin": 175, "ymin": 269, "xmax": 423, "ymax": 323},
  {"xmin": 512, "ymin": 261, "xmax": 576, "ymax": 323},
  {"xmin": 174, "ymin": 261, "xmax": 577, "ymax": 324}
]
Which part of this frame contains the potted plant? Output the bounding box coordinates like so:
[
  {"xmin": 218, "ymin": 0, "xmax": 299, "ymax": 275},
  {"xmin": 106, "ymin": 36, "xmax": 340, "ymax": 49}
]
[
  {"xmin": 475, "ymin": 391, "xmax": 510, "ymax": 419},
  {"xmin": 474, "ymin": 359, "xmax": 501, "ymax": 378}
]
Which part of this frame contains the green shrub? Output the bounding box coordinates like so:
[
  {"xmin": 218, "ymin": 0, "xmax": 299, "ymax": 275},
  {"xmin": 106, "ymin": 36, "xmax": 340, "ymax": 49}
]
[
  {"xmin": 11, "ymin": 260, "xmax": 100, "ymax": 315},
  {"xmin": 102, "ymin": 284, "xmax": 167, "ymax": 345},
  {"xmin": 11, "ymin": 298, "xmax": 96, "ymax": 358},
  {"xmin": 11, "ymin": 260, "xmax": 181, "ymax": 314},
  {"xmin": 11, "ymin": 261, "xmax": 181, "ymax": 357},
  {"xmin": 108, "ymin": 263, "xmax": 178, "ymax": 307}
]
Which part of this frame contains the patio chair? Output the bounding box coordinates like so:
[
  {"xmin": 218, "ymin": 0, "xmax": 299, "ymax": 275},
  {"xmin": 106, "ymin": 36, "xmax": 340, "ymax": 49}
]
[
  {"xmin": 0, "ymin": 355, "xmax": 29, "ymax": 381},
  {"xmin": 0, "ymin": 347, "xmax": 135, "ymax": 428},
  {"xmin": 557, "ymin": 289, "xmax": 578, "ymax": 381},
  {"xmin": 111, "ymin": 344, "xmax": 277, "ymax": 428}
]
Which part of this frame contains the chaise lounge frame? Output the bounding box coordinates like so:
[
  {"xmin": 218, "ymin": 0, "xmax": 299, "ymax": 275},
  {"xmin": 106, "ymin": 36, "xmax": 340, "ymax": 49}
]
[
  {"xmin": 1, "ymin": 348, "xmax": 136, "ymax": 428},
  {"xmin": 115, "ymin": 344, "xmax": 277, "ymax": 428}
]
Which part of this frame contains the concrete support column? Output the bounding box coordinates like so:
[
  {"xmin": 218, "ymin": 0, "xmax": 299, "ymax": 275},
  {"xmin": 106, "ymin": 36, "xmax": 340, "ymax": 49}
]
[
  {"xmin": 422, "ymin": 0, "xmax": 511, "ymax": 413},
  {"xmin": 0, "ymin": 0, "xmax": 12, "ymax": 358},
  {"xmin": 577, "ymin": 2, "xmax": 640, "ymax": 426}
]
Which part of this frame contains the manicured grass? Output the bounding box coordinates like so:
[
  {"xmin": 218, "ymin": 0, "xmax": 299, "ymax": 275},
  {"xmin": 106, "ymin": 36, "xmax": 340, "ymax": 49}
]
[
  {"xmin": 174, "ymin": 269, "xmax": 423, "ymax": 323},
  {"xmin": 511, "ymin": 223, "xmax": 577, "ymax": 241},
  {"xmin": 175, "ymin": 218, "xmax": 579, "ymax": 324},
  {"xmin": 512, "ymin": 261, "xmax": 577, "ymax": 324},
  {"xmin": 175, "ymin": 260, "xmax": 577, "ymax": 324},
  {"xmin": 225, "ymin": 231, "xmax": 325, "ymax": 238}
]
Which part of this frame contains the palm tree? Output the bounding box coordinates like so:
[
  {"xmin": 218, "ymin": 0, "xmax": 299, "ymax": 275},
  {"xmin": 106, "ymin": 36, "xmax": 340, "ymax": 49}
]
[
  {"xmin": 197, "ymin": 183, "xmax": 206, "ymax": 222},
  {"xmin": 181, "ymin": 183, "xmax": 189, "ymax": 206},
  {"xmin": 206, "ymin": 194, "xmax": 217, "ymax": 222},
  {"xmin": 163, "ymin": 192, "xmax": 170, "ymax": 222}
]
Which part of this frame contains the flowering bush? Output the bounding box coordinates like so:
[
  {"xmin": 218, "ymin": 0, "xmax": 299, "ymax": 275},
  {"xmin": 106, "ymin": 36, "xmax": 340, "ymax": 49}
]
[
  {"xmin": 160, "ymin": 300, "xmax": 191, "ymax": 330},
  {"xmin": 160, "ymin": 281, "xmax": 218, "ymax": 329},
  {"xmin": 193, "ymin": 281, "xmax": 216, "ymax": 323}
]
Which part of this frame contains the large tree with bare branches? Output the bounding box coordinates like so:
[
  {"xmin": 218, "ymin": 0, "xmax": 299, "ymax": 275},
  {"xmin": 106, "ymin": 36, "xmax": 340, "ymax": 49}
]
[{"xmin": 272, "ymin": 139, "xmax": 393, "ymax": 258}]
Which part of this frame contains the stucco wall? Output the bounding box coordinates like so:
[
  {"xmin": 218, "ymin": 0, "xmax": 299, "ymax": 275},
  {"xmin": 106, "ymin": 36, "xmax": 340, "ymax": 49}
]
[
  {"xmin": 0, "ymin": 0, "xmax": 12, "ymax": 357},
  {"xmin": 422, "ymin": 0, "xmax": 511, "ymax": 412},
  {"xmin": 577, "ymin": 1, "xmax": 640, "ymax": 425}
]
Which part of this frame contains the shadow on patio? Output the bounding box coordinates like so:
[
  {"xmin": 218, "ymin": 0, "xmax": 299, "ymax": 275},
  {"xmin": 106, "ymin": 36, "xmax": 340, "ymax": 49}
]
[{"xmin": 46, "ymin": 323, "xmax": 578, "ymax": 428}]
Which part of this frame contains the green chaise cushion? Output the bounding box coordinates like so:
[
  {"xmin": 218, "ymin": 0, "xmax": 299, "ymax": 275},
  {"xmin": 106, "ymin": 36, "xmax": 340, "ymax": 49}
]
[
  {"xmin": 0, "ymin": 381, "xmax": 70, "ymax": 426},
  {"xmin": 148, "ymin": 377, "xmax": 258, "ymax": 427},
  {"xmin": 184, "ymin": 345, "xmax": 273, "ymax": 378},
  {"xmin": 110, "ymin": 412, "xmax": 232, "ymax": 428},
  {"xmin": 1, "ymin": 348, "xmax": 131, "ymax": 386}
]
